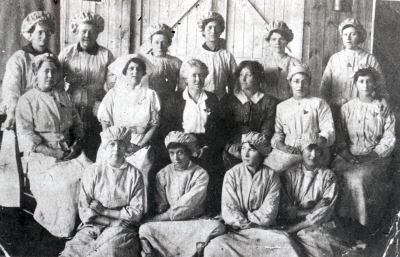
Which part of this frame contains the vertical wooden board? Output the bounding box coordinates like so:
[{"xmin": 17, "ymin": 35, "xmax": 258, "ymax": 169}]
[
  {"xmin": 274, "ymin": 0, "xmax": 285, "ymax": 21},
  {"xmin": 176, "ymin": 9, "xmax": 188, "ymax": 58},
  {"xmin": 233, "ymin": 0, "xmax": 245, "ymax": 58},
  {"xmin": 120, "ymin": 0, "xmax": 131, "ymax": 56},
  {"xmin": 131, "ymin": 0, "xmax": 142, "ymax": 53},
  {"xmin": 322, "ymin": 0, "xmax": 339, "ymax": 67},
  {"xmin": 60, "ymin": 0, "xmax": 69, "ymax": 49},
  {"xmin": 284, "ymin": 0, "xmax": 304, "ymax": 60},
  {"xmin": 243, "ymin": 8, "xmax": 255, "ymax": 58},
  {"xmin": 94, "ymin": 0, "xmax": 107, "ymax": 51},
  {"xmin": 354, "ymin": 0, "xmax": 367, "ymax": 50},
  {"xmin": 226, "ymin": 0, "xmax": 236, "ymax": 54},
  {"xmin": 185, "ymin": 4, "xmax": 199, "ymax": 57},
  {"xmin": 302, "ymin": 0, "xmax": 312, "ymax": 63},
  {"xmin": 253, "ymin": 18, "xmax": 264, "ymax": 59},
  {"xmin": 364, "ymin": 0, "xmax": 374, "ymax": 53},
  {"xmin": 141, "ymin": 0, "xmax": 151, "ymax": 46},
  {"xmin": 308, "ymin": 0, "xmax": 326, "ymax": 96},
  {"xmin": 262, "ymin": 0, "xmax": 275, "ymax": 58}
]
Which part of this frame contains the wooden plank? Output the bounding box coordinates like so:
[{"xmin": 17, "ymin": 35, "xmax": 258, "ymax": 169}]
[
  {"xmin": 60, "ymin": 0, "xmax": 69, "ymax": 49},
  {"xmin": 302, "ymin": 0, "xmax": 312, "ymax": 63},
  {"xmin": 120, "ymin": 0, "xmax": 131, "ymax": 56},
  {"xmin": 243, "ymin": 7, "xmax": 255, "ymax": 58},
  {"xmin": 369, "ymin": 0, "xmax": 377, "ymax": 53},
  {"xmin": 262, "ymin": 0, "xmax": 275, "ymax": 58},
  {"xmin": 322, "ymin": 0, "xmax": 338, "ymax": 68},
  {"xmin": 185, "ymin": 2, "xmax": 198, "ymax": 55},
  {"xmin": 284, "ymin": 0, "xmax": 304, "ymax": 60},
  {"xmin": 164, "ymin": 0, "xmax": 200, "ymax": 28},
  {"xmin": 226, "ymin": 0, "xmax": 236, "ymax": 54},
  {"xmin": 132, "ymin": 0, "xmax": 142, "ymax": 53},
  {"xmin": 274, "ymin": 0, "xmax": 285, "ymax": 21},
  {"xmin": 177, "ymin": 3, "xmax": 188, "ymax": 57},
  {"xmin": 233, "ymin": 0, "xmax": 245, "ymax": 58}
]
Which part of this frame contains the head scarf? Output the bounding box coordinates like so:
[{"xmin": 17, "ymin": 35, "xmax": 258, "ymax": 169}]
[
  {"xmin": 299, "ymin": 134, "xmax": 323, "ymax": 152},
  {"xmin": 338, "ymin": 18, "xmax": 367, "ymax": 44},
  {"xmin": 287, "ymin": 63, "xmax": 311, "ymax": 81},
  {"xmin": 164, "ymin": 131, "xmax": 199, "ymax": 154},
  {"xmin": 146, "ymin": 23, "xmax": 175, "ymax": 43},
  {"xmin": 21, "ymin": 11, "xmax": 55, "ymax": 40},
  {"xmin": 100, "ymin": 126, "xmax": 131, "ymax": 146},
  {"xmin": 70, "ymin": 12, "xmax": 105, "ymax": 34},
  {"xmin": 197, "ymin": 11, "xmax": 225, "ymax": 33},
  {"xmin": 264, "ymin": 21, "xmax": 294, "ymax": 42},
  {"xmin": 241, "ymin": 132, "xmax": 271, "ymax": 157}
]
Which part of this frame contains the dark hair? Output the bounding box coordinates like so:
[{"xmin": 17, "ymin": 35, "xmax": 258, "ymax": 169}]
[
  {"xmin": 122, "ymin": 58, "xmax": 147, "ymax": 76},
  {"xmin": 151, "ymin": 31, "xmax": 172, "ymax": 45},
  {"xmin": 266, "ymin": 30, "xmax": 290, "ymax": 42},
  {"xmin": 167, "ymin": 142, "xmax": 192, "ymax": 155},
  {"xmin": 234, "ymin": 61, "xmax": 265, "ymax": 89},
  {"xmin": 201, "ymin": 19, "xmax": 225, "ymax": 35},
  {"xmin": 353, "ymin": 68, "xmax": 377, "ymax": 84},
  {"xmin": 302, "ymin": 144, "xmax": 323, "ymax": 155}
]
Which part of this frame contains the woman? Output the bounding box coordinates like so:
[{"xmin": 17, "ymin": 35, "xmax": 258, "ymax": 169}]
[
  {"xmin": 180, "ymin": 11, "xmax": 237, "ymax": 100},
  {"xmin": 58, "ymin": 12, "xmax": 115, "ymax": 161},
  {"xmin": 221, "ymin": 60, "xmax": 277, "ymax": 170},
  {"xmin": 1, "ymin": 11, "xmax": 56, "ymax": 130},
  {"xmin": 97, "ymin": 54, "xmax": 160, "ymax": 211},
  {"xmin": 203, "ymin": 132, "xmax": 301, "ymax": 257},
  {"xmin": 261, "ymin": 21, "xmax": 301, "ymax": 101},
  {"xmin": 333, "ymin": 66, "xmax": 395, "ymax": 235},
  {"xmin": 319, "ymin": 18, "xmax": 388, "ymax": 120},
  {"xmin": 145, "ymin": 23, "xmax": 182, "ymax": 104},
  {"xmin": 279, "ymin": 137, "xmax": 352, "ymax": 257},
  {"xmin": 139, "ymin": 131, "xmax": 224, "ymax": 257},
  {"xmin": 61, "ymin": 126, "xmax": 144, "ymax": 257},
  {"xmin": 16, "ymin": 53, "xmax": 92, "ymax": 237},
  {"xmin": 161, "ymin": 59, "xmax": 223, "ymax": 214},
  {"xmin": 265, "ymin": 63, "xmax": 335, "ymax": 172}
]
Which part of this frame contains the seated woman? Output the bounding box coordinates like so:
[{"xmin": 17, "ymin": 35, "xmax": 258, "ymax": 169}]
[
  {"xmin": 97, "ymin": 54, "xmax": 160, "ymax": 211},
  {"xmin": 61, "ymin": 126, "xmax": 144, "ymax": 257},
  {"xmin": 333, "ymin": 66, "xmax": 396, "ymax": 238},
  {"xmin": 278, "ymin": 137, "xmax": 352, "ymax": 257},
  {"xmin": 161, "ymin": 59, "xmax": 222, "ymax": 214},
  {"xmin": 204, "ymin": 132, "xmax": 301, "ymax": 257},
  {"xmin": 139, "ymin": 131, "xmax": 224, "ymax": 257},
  {"xmin": 264, "ymin": 63, "xmax": 335, "ymax": 173},
  {"xmin": 15, "ymin": 53, "xmax": 92, "ymax": 237},
  {"xmin": 221, "ymin": 60, "xmax": 278, "ymax": 170}
]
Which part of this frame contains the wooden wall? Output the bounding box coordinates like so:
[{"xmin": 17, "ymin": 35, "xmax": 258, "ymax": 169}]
[{"xmin": 60, "ymin": 0, "xmax": 375, "ymax": 96}]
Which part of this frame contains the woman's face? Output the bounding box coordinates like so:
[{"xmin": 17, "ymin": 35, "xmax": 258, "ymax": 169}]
[
  {"xmin": 168, "ymin": 146, "xmax": 191, "ymax": 171},
  {"xmin": 186, "ymin": 66, "xmax": 206, "ymax": 91},
  {"xmin": 204, "ymin": 20, "xmax": 223, "ymax": 43},
  {"xmin": 241, "ymin": 143, "xmax": 263, "ymax": 168},
  {"xmin": 105, "ymin": 140, "xmax": 127, "ymax": 165},
  {"xmin": 126, "ymin": 62, "xmax": 144, "ymax": 85},
  {"xmin": 290, "ymin": 73, "xmax": 310, "ymax": 99},
  {"xmin": 77, "ymin": 23, "xmax": 99, "ymax": 50},
  {"xmin": 302, "ymin": 146, "xmax": 322, "ymax": 169},
  {"xmin": 356, "ymin": 74, "xmax": 375, "ymax": 97},
  {"xmin": 239, "ymin": 67, "xmax": 258, "ymax": 91},
  {"xmin": 268, "ymin": 32, "xmax": 288, "ymax": 53},
  {"xmin": 36, "ymin": 61, "xmax": 58, "ymax": 92},
  {"xmin": 30, "ymin": 23, "xmax": 52, "ymax": 50},
  {"xmin": 342, "ymin": 26, "xmax": 360, "ymax": 50},
  {"xmin": 151, "ymin": 33, "xmax": 170, "ymax": 57}
]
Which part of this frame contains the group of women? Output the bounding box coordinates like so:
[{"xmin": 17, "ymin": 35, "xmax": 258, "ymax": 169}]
[{"xmin": 0, "ymin": 8, "xmax": 396, "ymax": 257}]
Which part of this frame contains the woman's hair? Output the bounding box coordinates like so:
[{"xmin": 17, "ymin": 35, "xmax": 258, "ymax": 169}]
[
  {"xmin": 266, "ymin": 30, "xmax": 291, "ymax": 42},
  {"xmin": 166, "ymin": 142, "xmax": 192, "ymax": 155},
  {"xmin": 302, "ymin": 144, "xmax": 323, "ymax": 155},
  {"xmin": 27, "ymin": 20, "xmax": 52, "ymax": 34},
  {"xmin": 289, "ymin": 72, "xmax": 311, "ymax": 82},
  {"xmin": 151, "ymin": 31, "xmax": 172, "ymax": 45},
  {"xmin": 32, "ymin": 54, "xmax": 61, "ymax": 75},
  {"xmin": 234, "ymin": 61, "xmax": 265, "ymax": 89},
  {"xmin": 181, "ymin": 59, "xmax": 209, "ymax": 79},
  {"xmin": 122, "ymin": 58, "xmax": 147, "ymax": 76},
  {"xmin": 353, "ymin": 68, "xmax": 377, "ymax": 84}
]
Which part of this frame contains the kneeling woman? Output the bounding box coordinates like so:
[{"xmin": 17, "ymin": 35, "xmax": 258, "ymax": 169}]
[
  {"xmin": 16, "ymin": 53, "xmax": 92, "ymax": 237},
  {"xmin": 204, "ymin": 132, "xmax": 301, "ymax": 257},
  {"xmin": 61, "ymin": 127, "xmax": 144, "ymax": 257},
  {"xmin": 279, "ymin": 137, "xmax": 351, "ymax": 257},
  {"xmin": 333, "ymin": 66, "xmax": 396, "ymax": 234},
  {"xmin": 139, "ymin": 131, "xmax": 224, "ymax": 257}
]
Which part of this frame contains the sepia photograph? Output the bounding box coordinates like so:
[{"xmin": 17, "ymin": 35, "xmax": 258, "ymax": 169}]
[{"xmin": 0, "ymin": 0, "xmax": 399, "ymax": 256}]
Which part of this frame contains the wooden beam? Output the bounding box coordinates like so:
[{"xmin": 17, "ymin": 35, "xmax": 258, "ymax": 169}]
[{"xmin": 140, "ymin": 0, "xmax": 200, "ymax": 53}]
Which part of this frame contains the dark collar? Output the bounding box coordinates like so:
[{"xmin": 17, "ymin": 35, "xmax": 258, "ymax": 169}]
[
  {"xmin": 77, "ymin": 42, "xmax": 99, "ymax": 55},
  {"xmin": 202, "ymin": 42, "xmax": 221, "ymax": 52},
  {"xmin": 21, "ymin": 43, "xmax": 52, "ymax": 56}
]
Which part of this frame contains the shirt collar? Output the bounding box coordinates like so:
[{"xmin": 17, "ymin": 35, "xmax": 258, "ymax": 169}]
[
  {"xmin": 21, "ymin": 43, "xmax": 52, "ymax": 56},
  {"xmin": 301, "ymin": 164, "xmax": 318, "ymax": 177},
  {"xmin": 182, "ymin": 87, "xmax": 208, "ymax": 103},
  {"xmin": 234, "ymin": 90, "xmax": 264, "ymax": 104},
  {"xmin": 77, "ymin": 42, "xmax": 99, "ymax": 55},
  {"xmin": 202, "ymin": 42, "xmax": 221, "ymax": 52}
]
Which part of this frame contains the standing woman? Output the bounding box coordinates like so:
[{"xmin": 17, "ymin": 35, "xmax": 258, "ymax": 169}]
[
  {"xmin": 261, "ymin": 21, "xmax": 301, "ymax": 101},
  {"xmin": 265, "ymin": 64, "xmax": 335, "ymax": 173},
  {"xmin": 319, "ymin": 18, "xmax": 388, "ymax": 120},
  {"xmin": 58, "ymin": 12, "xmax": 115, "ymax": 161},
  {"xmin": 333, "ymin": 66, "xmax": 395, "ymax": 238},
  {"xmin": 181, "ymin": 12, "xmax": 237, "ymax": 100},
  {"xmin": 221, "ymin": 60, "xmax": 277, "ymax": 170},
  {"xmin": 145, "ymin": 23, "xmax": 182, "ymax": 104},
  {"xmin": 1, "ymin": 11, "xmax": 56, "ymax": 130}
]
